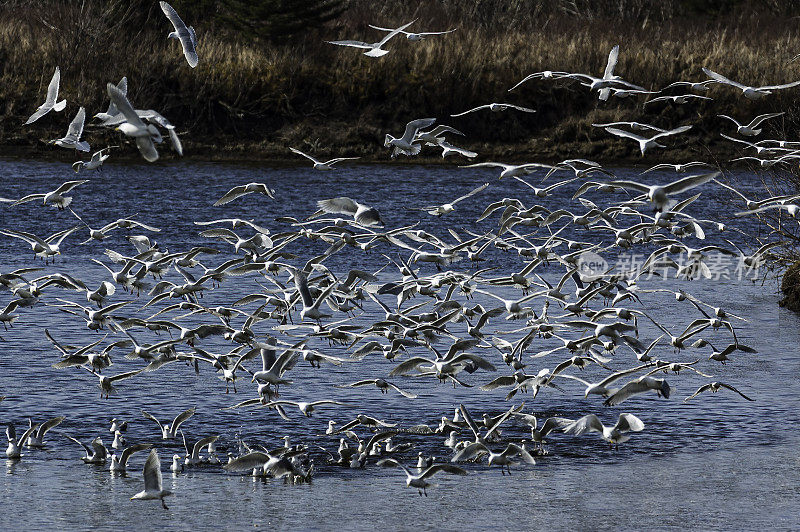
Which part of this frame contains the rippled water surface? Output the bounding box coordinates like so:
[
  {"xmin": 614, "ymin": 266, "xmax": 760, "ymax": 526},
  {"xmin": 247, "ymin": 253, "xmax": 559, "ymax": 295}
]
[{"xmin": 0, "ymin": 160, "xmax": 798, "ymax": 530}]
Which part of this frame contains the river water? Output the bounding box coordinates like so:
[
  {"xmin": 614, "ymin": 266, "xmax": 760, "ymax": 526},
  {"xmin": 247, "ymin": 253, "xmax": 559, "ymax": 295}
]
[{"xmin": 0, "ymin": 159, "xmax": 798, "ymax": 530}]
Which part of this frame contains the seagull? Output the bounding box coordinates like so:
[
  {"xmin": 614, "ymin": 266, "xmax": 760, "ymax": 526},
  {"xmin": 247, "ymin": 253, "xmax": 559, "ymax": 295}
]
[
  {"xmin": 73, "ymin": 147, "xmax": 115, "ymax": 173},
  {"xmin": 563, "ymin": 413, "xmax": 645, "ymax": 448},
  {"xmin": 641, "ymin": 162, "xmax": 714, "ymax": 174},
  {"xmin": 461, "ymin": 162, "xmax": 549, "ymax": 180},
  {"xmin": 703, "ymin": 67, "xmax": 800, "ymax": 99},
  {"xmin": 604, "ymin": 125, "xmax": 693, "ymax": 156},
  {"xmin": 142, "ymin": 407, "xmax": 196, "ymax": 439},
  {"xmin": 378, "ymin": 458, "xmax": 467, "ymax": 496},
  {"xmin": 181, "ymin": 431, "xmax": 219, "ymax": 466},
  {"xmin": 160, "ymin": 1, "xmax": 198, "ymax": 67},
  {"xmin": 214, "ymin": 183, "xmax": 275, "ymax": 206},
  {"xmin": 335, "ymin": 378, "xmax": 418, "ymax": 398},
  {"xmin": 591, "ymin": 121, "xmax": 668, "ymax": 133},
  {"xmin": 49, "ymin": 107, "xmax": 89, "ymax": 151},
  {"xmin": 385, "ymin": 118, "xmax": 436, "ymax": 157},
  {"xmin": 106, "ymin": 83, "xmax": 160, "ymax": 162},
  {"xmin": 293, "ymin": 269, "xmax": 336, "ymax": 321},
  {"xmin": 0, "ymin": 226, "xmax": 80, "ymax": 263},
  {"xmin": 597, "ymin": 44, "xmax": 620, "ymax": 101},
  {"xmin": 718, "ymin": 113, "xmax": 784, "ymax": 136},
  {"xmin": 606, "ymin": 171, "xmax": 719, "ymax": 211},
  {"xmin": 409, "ymin": 182, "xmax": 489, "ymax": 216},
  {"xmin": 110, "ymin": 443, "xmax": 153, "ymax": 473},
  {"xmin": 83, "ymin": 367, "xmax": 144, "ymax": 398},
  {"xmin": 24, "ymin": 67, "xmax": 66, "ymax": 125},
  {"xmin": 451, "ymin": 442, "xmax": 536, "ymax": 474},
  {"xmin": 327, "ymin": 20, "xmax": 416, "ymax": 57},
  {"xmin": 508, "ymin": 71, "xmax": 571, "ymax": 91},
  {"xmin": 24, "ymin": 416, "xmax": 65, "ymax": 447},
  {"xmin": 131, "ymin": 449, "xmax": 173, "ymax": 509},
  {"xmin": 603, "ymin": 375, "xmax": 671, "ymax": 406},
  {"xmin": 684, "ymin": 381, "xmax": 755, "ymax": 401},
  {"xmin": 9, "ymin": 180, "xmax": 88, "ymax": 209},
  {"xmin": 63, "ymin": 434, "xmax": 108, "ymax": 464},
  {"xmin": 288, "ymin": 147, "xmax": 359, "ymax": 170},
  {"xmin": 6, "ymin": 423, "xmax": 39, "ymax": 459},
  {"xmin": 450, "ymin": 103, "xmax": 536, "ymax": 117},
  {"xmin": 315, "ymin": 197, "xmax": 383, "ymax": 227},
  {"xmin": 367, "ymin": 24, "xmax": 456, "ymax": 41},
  {"xmin": 264, "ymin": 399, "xmax": 351, "ymax": 418},
  {"xmin": 644, "ymin": 94, "xmax": 712, "ymax": 105}
]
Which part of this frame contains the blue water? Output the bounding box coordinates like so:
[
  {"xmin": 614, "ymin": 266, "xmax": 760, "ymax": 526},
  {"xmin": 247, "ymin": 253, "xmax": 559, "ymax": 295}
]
[{"xmin": 0, "ymin": 159, "xmax": 798, "ymax": 530}]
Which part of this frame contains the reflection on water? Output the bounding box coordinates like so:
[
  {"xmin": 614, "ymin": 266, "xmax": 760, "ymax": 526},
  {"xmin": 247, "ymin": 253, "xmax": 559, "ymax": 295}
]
[{"xmin": 0, "ymin": 160, "xmax": 799, "ymax": 529}]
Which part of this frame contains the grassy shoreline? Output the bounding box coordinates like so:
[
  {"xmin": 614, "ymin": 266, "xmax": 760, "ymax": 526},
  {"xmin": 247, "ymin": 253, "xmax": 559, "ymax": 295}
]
[{"xmin": 2, "ymin": 3, "xmax": 800, "ymax": 165}]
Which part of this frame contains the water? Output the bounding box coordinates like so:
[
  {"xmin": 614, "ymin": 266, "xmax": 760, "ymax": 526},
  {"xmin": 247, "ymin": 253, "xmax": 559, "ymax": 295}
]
[{"xmin": 0, "ymin": 159, "xmax": 798, "ymax": 530}]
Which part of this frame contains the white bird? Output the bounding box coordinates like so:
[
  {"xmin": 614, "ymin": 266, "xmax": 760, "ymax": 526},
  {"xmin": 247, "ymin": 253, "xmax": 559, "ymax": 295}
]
[
  {"xmin": 171, "ymin": 454, "xmax": 183, "ymax": 473},
  {"xmin": 9, "ymin": 180, "xmax": 88, "ymax": 209},
  {"xmin": 410, "ymin": 182, "xmax": 489, "ymax": 216},
  {"xmin": 684, "ymin": 381, "xmax": 755, "ymax": 402},
  {"xmin": 717, "ymin": 112, "xmax": 784, "ymax": 137},
  {"xmin": 106, "ymin": 83, "xmax": 160, "ymax": 162},
  {"xmin": 598, "ymin": 44, "xmax": 620, "ymax": 101},
  {"xmin": 591, "ymin": 121, "xmax": 668, "ymax": 133},
  {"xmin": 367, "ymin": 24, "xmax": 456, "ymax": 41},
  {"xmin": 142, "ymin": 407, "xmax": 196, "ymax": 439},
  {"xmin": 603, "ymin": 376, "xmax": 671, "ymax": 406},
  {"xmin": 703, "ymin": 67, "xmax": 800, "ymax": 99},
  {"xmin": 160, "ymin": 1, "xmax": 198, "ymax": 67},
  {"xmin": 24, "ymin": 67, "xmax": 66, "ymax": 125},
  {"xmin": 0, "ymin": 226, "xmax": 80, "ymax": 262},
  {"xmin": 265, "ymin": 399, "xmax": 351, "ymax": 418},
  {"xmin": 6, "ymin": 423, "xmax": 39, "ymax": 459},
  {"xmin": 644, "ymin": 94, "xmax": 712, "ymax": 105},
  {"xmin": 63, "ymin": 434, "xmax": 108, "ymax": 463},
  {"xmin": 563, "ymin": 413, "xmax": 645, "ymax": 447},
  {"xmin": 607, "ymin": 171, "xmax": 719, "ymax": 211},
  {"xmin": 49, "ymin": 107, "xmax": 89, "ymax": 151},
  {"xmin": 73, "ymin": 147, "xmax": 115, "ymax": 173},
  {"xmin": 604, "ymin": 125, "xmax": 693, "ymax": 156},
  {"xmin": 327, "ymin": 20, "xmax": 416, "ymax": 57},
  {"xmin": 289, "ymin": 147, "xmax": 359, "ymax": 170},
  {"xmin": 452, "ymin": 442, "xmax": 536, "ymax": 474},
  {"xmin": 378, "ymin": 458, "xmax": 467, "ymax": 496},
  {"xmin": 385, "ymin": 118, "xmax": 436, "ymax": 157},
  {"xmin": 462, "ymin": 161, "xmax": 549, "ymax": 180},
  {"xmin": 293, "ymin": 269, "xmax": 337, "ymax": 322},
  {"xmin": 641, "ymin": 162, "xmax": 713, "ymax": 174},
  {"xmin": 316, "ymin": 197, "xmax": 383, "ymax": 226},
  {"xmin": 24, "ymin": 416, "xmax": 65, "ymax": 447},
  {"xmin": 450, "ymin": 103, "xmax": 536, "ymax": 117},
  {"xmin": 214, "ymin": 183, "xmax": 275, "ymax": 206},
  {"xmin": 182, "ymin": 432, "xmax": 219, "ymax": 466},
  {"xmin": 131, "ymin": 449, "xmax": 173, "ymax": 509},
  {"xmin": 335, "ymin": 378, "xmax": 418, "ymax": 398},
  {"xmin": 110, "ymin": 443, "xmax": 152, "ymax": 472}
]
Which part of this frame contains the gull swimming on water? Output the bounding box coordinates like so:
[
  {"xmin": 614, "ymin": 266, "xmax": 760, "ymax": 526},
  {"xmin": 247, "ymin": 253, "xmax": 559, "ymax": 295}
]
[
  {"xmin": 49, "ymin": 107, "xmax": 90, "ymax": 152},
  {"xmin": 289, "ymin": 147, "xmax": 360, "ymax": 170},
  {"xmin": 160, "ymin": 1, "xmax": 198, "ymax": 67},
  {"xmin": 131, "ymin": 449, "xmax": 173, "ymax": 509},
  {"xmin": 24, "ymin": 66, "xmax": 66, "ymax": 125},
  {"xmin": 24, "ymin": 416, "xmax": 65, "ymax": 447},
  {"xmin": 142, "ymin": 407, "xmax": 196, "ymax": 439},
  {"xmin": 64, "ymin": 434, "xmax": 108, "ymax": 463},
  {"xmin": 6, "ymin": 423, "xmax": 39, "ymax": 459},
  {"xmin": 327, "ymin": 20, "xmax": 416, "ymax": 57},
  {"xmin": 110, "ymin": 443, "xmax": 153, "ymax": 472}
]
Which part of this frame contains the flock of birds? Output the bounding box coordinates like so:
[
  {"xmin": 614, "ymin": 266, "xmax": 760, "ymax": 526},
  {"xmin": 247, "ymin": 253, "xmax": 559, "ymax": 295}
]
[{"xmin": 1, "ymin": 4, "xmax": 797, "ymax": 508}]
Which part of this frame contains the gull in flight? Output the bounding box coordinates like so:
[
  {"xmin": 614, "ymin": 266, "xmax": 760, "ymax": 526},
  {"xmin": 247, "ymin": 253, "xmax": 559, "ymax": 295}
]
[
  {"xmin": 9, "ymin": 179, "xmax": 88, "ymax": 209},
  {"xmin": 289, "ymin": 147, "xmax": 359, "ymax": 170},
  {"xmin": 703, "ymin": 67, "xmax": 800, "ymax": 99},
  {"xmin": 718, "ymin": 112, "xmax": 784, "ymax": 137},
  {"xmin": 368, "ymin": 24, "xmax": 456, "ymax": 41},
  {"xmin": 0, "ymin": 226, "xmax": 80, "ymax": 263},
  {"xmin": 335, "ymin": 378, "xmax": 418, "ymax": 398},
  {"xmin": 563, "ymin": 413, "xmax": 645, "ymax": 448},
  {"xmin": 142, "ymin": 407, "xmax": 196, "ymax": 439},
  {"xmin": 106, "ymin": 83, "xmax": 160, "ymax": 162},
  {"xmin": 607, "ymin": 171, "xmax": 719, "ymax": 211},
  {"xmin": 508, "ymin": 70, "xmax": 570, "ymax": 91},
  {"xmin": 73, "ymin": 147, "xmax": 115, "ymax": 173},
  {"xmin": 462, "ymin": 161, "xmax": 550, "ymax": 179},
  {"xmin": 641, "ymin": 162, "xmax": 714, "ymax": 174},
  {"xmin": 214, "ymin": 183, "xmax": 275, "ymax": 206},
  {"xmin": 409, "ymin": 182, "xmax": 489, "ymax": 217},
  {"xmin": 603, "ymin": 375, "xmax": 671, "ymax": 406},
  {"xmin": 49, "ymin": 107, "xmax": 90, "ymax": 152},
  {"xmin": 160, "ymin": 1, "xmax": 198, "ymax": 67},
  {"xmin": 452, "ymin": 442, "xmax": 536, "ymax": 474},
  {"xmin": 378, "ymin": 458, "xmax": 467, "ymax": 496},
  {"xmin": 591, "ymin": 121, "xmax": 667, "ymax": 133},
  {"xmin": 24, "ymin": 67, "xmax": 66, "ymax": 125},
  {"xmin": 597, "ymin": 44, "xmax": 620, "ymax": 101},
  {"xmin": 315, "ymin": 197, "xmax": 384, "ymax": 227},
  {"xmin": 451, "ymin": 103, "xmax": 536, "ymax": 117},
  {"xmin": 604, "ymin": 125, "xmax": 693, "ymax": 156},
  {"xmin": 684, "ymin": 381, "xmax": 755, "ymax": 402},
  {"xmin": 385, "ymin": 118, "xmax": 436, "ymax": 157},
  {"xmin": 131, "ymin": 449, "xmax": 173, "ymax": 509},
  {"xmin": 644, "ymin": 94, "xmax": 712, "ymax": 105},
  {"xmin": 327, "ymin": 20, "xmax": 416, "ymax": 57}
]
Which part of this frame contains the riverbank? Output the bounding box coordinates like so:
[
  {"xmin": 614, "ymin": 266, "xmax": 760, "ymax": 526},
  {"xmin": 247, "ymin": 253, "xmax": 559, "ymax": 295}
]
[{"xmin": 2, "ymin": 3, "xmax": 800, "ymax": 164}]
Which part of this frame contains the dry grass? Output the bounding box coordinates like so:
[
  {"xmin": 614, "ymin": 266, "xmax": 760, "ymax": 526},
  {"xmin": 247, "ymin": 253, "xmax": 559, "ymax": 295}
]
[{"xmin": 2, "ymin": 1, "xmax": 800, "ymax": 160}]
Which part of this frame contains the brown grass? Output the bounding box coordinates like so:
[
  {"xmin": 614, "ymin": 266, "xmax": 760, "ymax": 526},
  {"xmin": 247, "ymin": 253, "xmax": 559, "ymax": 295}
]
[{"xmin": 2, "ymin": 1, "xmax": 800, "ymax": 161}]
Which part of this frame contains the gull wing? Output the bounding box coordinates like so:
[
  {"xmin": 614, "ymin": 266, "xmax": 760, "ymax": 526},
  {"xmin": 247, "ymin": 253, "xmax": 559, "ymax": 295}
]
[
  {"xmin": 702, "ymin": 67, "xmax": 747, "ymax": 90},
  {"xmin": 376, "ymin": 19, "xmax": 417, "ymax": 47},
  {"xmin": 662, "ymin": 171, "xmax": 719, "ymax": 195},
  {"xmin": 107, "ymin": 83, "xmax": 145, "ymax": 128},
  {"xmin": 603, "ymin": 45, "xmax": 619, "ymax": 79},
  {"xmin": 172, "ymin": 407, "xmax": 196, "ymax": 431},
  {"xmin": 605, "ymin": 127, "xmax": 647, "ymax": 143},
  {"xmin": 142, "ymin": 449, "xmax": 163, "ymax": 491},
  {"xmin": 401, "ymin": 118, "xmax": 437, "ymax": 143}
]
